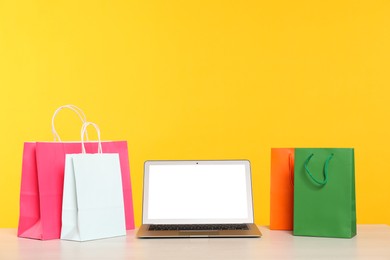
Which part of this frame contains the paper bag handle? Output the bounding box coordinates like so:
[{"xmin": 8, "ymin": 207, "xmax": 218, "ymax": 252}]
[
  {"xmin": 81, "ymin": 122, "xmax": 102, "ymax": 154},
  {"xmin": 288, "ymin": 153, "xmax": 294, "ymax": 187},
  {"xmin": 51, "ymin": 105, "xmax": 89, "ymax": 141},
  {"xmin": 304, "ymin": 153, "xmax": 334, "ymax": 185}
]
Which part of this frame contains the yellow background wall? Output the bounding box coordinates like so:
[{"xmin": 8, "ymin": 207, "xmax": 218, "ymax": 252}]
[{"xmin": 1, "ymin": 0, "xmax": 389, "ymax": 227}]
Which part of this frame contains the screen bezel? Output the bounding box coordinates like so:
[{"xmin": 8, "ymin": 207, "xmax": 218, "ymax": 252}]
[{"xmin": 142, "ymin": 160, "xmax": 255, "ymax": 224}]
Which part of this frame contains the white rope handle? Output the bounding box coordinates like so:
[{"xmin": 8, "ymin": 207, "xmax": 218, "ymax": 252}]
[
  {"xmin": 51, "ymin": 104, "xmax": 89, "ymax": 141},
  {"xmin": 81, "ymin": 122, "xmax": 102, "ymax": 154}
]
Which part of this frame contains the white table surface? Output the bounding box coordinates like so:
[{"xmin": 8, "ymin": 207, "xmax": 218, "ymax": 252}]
[{"xmin": 1, "ymin": 225, "xmax": 389, "ymax": 260}]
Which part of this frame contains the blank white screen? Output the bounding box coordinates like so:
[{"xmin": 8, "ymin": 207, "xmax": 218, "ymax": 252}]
[{"xmin": 147, "ymin": 164, "xmax": 249, "ymax": 222}]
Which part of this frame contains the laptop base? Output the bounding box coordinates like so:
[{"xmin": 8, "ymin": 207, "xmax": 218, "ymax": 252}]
[{"xmin": 137, "ymin": 224, "xmax": 262, "ymax": 238}]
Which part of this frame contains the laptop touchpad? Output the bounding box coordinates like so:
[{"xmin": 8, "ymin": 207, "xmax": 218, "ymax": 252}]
[{"xmin": 178, "ymin": 231, "xmax": 219, "ymax": 236}]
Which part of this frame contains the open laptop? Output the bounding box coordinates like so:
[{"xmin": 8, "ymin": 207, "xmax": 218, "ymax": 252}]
[{"xmin": 137, "ymin": 160, "xmax": 262, "ymax": 238}]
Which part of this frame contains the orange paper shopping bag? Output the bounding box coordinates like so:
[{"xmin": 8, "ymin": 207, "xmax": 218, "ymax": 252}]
[{"xmin": 270, "ymin": 148, "xmax": 294, "ymax": 230}]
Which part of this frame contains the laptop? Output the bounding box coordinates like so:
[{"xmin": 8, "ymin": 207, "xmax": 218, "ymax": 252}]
[{"xmin": 137, "ymin": 160, "xmax": 262, "ymax": 238}]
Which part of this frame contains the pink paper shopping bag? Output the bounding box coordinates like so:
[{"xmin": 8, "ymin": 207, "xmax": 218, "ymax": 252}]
[{"xmin": 17, "ymin": 105, "xmax": 135, "ymax": 240}]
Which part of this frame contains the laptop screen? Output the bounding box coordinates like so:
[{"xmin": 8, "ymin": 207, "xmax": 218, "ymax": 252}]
[{"xmin": 142, "ymin": 160, "xmax": 254, "ymax": 224}]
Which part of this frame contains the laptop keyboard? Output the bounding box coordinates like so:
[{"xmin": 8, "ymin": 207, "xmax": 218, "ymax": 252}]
[{"xmin": 148, "ymin": 224, "xmax": 249, "ymax": 231}]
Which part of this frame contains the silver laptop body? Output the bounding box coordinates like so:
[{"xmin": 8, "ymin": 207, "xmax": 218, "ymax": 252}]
[{"xmin": 137, "ymin": 160, "xmax": 262, "ymax": 238}]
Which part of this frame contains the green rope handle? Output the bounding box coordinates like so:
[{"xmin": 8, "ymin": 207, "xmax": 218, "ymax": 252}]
[{"xmin": 304, "ymin": 153, "xmax": 334, "ymax": 185}]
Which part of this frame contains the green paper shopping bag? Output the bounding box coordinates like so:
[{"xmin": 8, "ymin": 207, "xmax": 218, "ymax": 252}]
[{"xmin": 293, "ymin": 148, "xmax": 356, "ymax": 238}]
